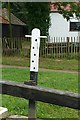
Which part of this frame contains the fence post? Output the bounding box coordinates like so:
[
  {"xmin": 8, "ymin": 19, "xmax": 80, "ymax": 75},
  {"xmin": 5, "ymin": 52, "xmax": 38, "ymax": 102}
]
[
  {"xmin": 79, "ymin": 36, "xmax": 80, "ymax": 59},
  {"xmin": 25, "ymin": 29, "xmax": 40, "ymax": 119},
  {"xmin": 24, "ymin": 28, "xmax": 47, "ymax": 119},
  {"xmin": 67, "ymin": 37, "xmax": 70, "ymax": 57}
]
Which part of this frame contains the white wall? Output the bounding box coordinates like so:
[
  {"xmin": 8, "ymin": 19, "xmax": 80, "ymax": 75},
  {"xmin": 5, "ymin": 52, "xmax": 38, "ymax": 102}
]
[{"xmin": 49, "ymin": 12, "xmax": 79, "ymax": 43}]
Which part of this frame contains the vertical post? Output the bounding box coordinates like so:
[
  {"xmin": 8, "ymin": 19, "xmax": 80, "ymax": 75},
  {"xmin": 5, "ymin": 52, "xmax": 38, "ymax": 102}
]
[
  {"xmin": 30, "ymin": 28, "xmax": 40, "ymax": 84},
  {"xmin": 54, "ymin": 37, "xmax": 55, "ymax": 58},
  {"xmin": 61, "ymin": 37, "xmax": 62, "ymax": 58},
  {"xmin": 67, "ymin": 37, "xmax": 70, "ymax": 57},
  {"xmin": 28, "ymin": 28, "xmax": 40, "ymax": 119},
  {"xmin": 24, "ymin": 28, "xmax": 46, "ymax": 119},
  {"xmin": 74, "ymin": 37, "xmax": 76, "ymax": 56},
  {"xmin": 71, "ymin": 37, "xmax": 73, "ymax": 58}
]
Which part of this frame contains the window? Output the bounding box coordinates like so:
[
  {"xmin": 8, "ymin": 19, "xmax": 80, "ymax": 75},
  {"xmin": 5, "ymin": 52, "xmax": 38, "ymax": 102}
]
[{"xmin": 70, "ymin": 22, "xmax": 80, "ymax": 31}]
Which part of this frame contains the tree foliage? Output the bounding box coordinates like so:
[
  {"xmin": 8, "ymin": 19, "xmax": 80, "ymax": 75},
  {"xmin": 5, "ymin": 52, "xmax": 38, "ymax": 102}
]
[
  {"xmin": 2, "ymin": 2, "xmax": 80, "ymax": 35},
  {"xmin": 2, "ymin": 2, "xmax": 50, "ymax": 35},
  {"xmin": 25, "ymin": 2, "xmax": 50, "ymax": 35},
  {"xmin": 54, "ymin": 2, "xmax": 80, "ymax": 21}
]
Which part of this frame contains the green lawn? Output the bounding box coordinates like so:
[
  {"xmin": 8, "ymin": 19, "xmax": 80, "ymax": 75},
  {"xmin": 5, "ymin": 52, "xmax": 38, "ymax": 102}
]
[
  {"xmin": 1, "ymin": 68, "xmax": 79, "ymax": 119},
  {"xmin": 2, "ymin": 56, "xmax": 79, "ymax": 71}
]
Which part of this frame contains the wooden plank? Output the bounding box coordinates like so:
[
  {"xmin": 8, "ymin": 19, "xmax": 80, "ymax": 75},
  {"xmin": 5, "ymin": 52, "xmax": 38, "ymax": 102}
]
[
  {"xmin": 0, "ymin": 80, "xmax": 80, "ymax": 110},
  {"xmin": 62, "ymin": 38, "xmax": 65, "ymax": 58},
  {"xmin": 74, "ymin": 37, "xmax": 76, "ymax": 56},
  {"xmin": 61, "ymin": 37, "xmax": 62, "ymax": 58},
  {"xmin": 53, "ymin": 37, "xmax": 55, "ymax": 58},
  {"xmin": 66, "ymin": 38, "xmax": 68, "ymax": 57},
  {"xmin": 76, "ymin": 36, "xmax": 79, "ymax": 55},
  {"xmin": 71, "ymin": 37, "xmax": 73, "ymax": 57},
  {"xmin": 79, "ymin": 36, "xmax": 80, "ymax": 55},
  {"xmin": 58, "ymin": 37, "xmax": 60, "ymax": 58},
  {"xmin": 56, "ymin": 37, "xmax": 58, "ymax": 58}
]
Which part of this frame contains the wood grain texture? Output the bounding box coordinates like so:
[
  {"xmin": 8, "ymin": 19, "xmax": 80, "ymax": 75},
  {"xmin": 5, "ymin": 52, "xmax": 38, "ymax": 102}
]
[{"xmin": 0, "ymin": 80, "xmax": 80, "ymax": 110}]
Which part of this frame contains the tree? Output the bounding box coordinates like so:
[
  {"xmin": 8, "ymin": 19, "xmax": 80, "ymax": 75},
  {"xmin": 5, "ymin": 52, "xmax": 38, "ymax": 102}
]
[
  {"xmin": 25, "ymin": 2, "xmax": 50, "ymax": 35},
  {"xmin": 2, "ymin": 2, "xmax": 50, "ymax": 35},
  {"xmin": 54, "ymin": 2, "xmax": 80, "ymax": 21},
  {"xmin": 2, "ymin": 2, "xmax": 80, "ymax": 35}
]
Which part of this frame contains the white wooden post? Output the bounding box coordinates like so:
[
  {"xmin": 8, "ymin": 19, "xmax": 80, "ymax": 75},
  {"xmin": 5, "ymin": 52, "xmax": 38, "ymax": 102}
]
[
  {"xmin": 25, "ymin": 28, "xmax": 47, "ymax": 84},
  {"xmin": 30, "ymin": 28, "xmax": 40, "ymax": 84},
  {"xmin": 25, "ymin": 28, "xmax": 47, "ymax": 119}
]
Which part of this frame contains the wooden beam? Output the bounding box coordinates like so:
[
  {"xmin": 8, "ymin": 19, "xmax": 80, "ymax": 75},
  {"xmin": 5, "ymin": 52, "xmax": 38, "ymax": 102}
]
[{"xmin": 0, "ymin": 80, "xmax": 80, "ymax": 110}]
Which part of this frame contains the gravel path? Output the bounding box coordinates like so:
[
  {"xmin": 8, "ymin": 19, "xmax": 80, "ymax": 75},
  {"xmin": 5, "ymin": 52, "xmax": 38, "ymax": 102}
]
[{"xmin": 0, "ymin": 65, "xmax": 79, "ymax": 74}]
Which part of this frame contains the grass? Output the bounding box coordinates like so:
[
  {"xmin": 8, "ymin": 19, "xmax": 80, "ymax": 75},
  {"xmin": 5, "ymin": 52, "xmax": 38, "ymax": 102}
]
[
  {"xmin": 2, "ymin": 55, "xmax": 79, "ymax": 71},
  {"xmin": 2, "ymin": 55, "xmax": 30, "ymax": 67},
  {"xmin": 39, "ymin": 57, "xmax": 79, "ymax": 71},
  {"xmin": 1, "ymin": 68, "xmax": 79, "ymax": 118}
]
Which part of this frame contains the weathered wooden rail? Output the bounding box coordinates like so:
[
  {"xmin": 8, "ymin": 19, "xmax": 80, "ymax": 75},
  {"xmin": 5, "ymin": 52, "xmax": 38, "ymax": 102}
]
[{"xmin": 0, "ymin": 80, "xmax": 80, "ymax": 110}]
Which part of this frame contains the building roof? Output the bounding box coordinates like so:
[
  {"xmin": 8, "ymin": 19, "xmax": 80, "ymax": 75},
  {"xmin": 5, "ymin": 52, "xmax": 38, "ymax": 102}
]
[{"xmin": 0, "ymin": 8, "xmax": 26, "ymax": 26}]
